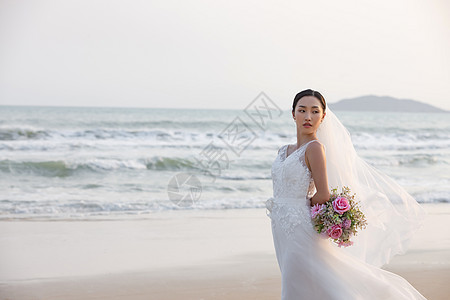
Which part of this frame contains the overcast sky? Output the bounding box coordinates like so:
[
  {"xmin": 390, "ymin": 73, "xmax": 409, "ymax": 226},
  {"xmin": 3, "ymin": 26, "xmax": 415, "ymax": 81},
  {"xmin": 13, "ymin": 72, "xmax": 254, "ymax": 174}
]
[{"xmin": 1, "ymin": 0, "xmax": 449, "ymax": 110}]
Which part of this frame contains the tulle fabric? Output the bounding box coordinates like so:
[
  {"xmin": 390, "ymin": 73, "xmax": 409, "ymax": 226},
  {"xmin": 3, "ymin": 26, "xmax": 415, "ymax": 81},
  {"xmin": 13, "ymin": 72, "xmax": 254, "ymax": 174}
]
[
  {"xmin": 270, "ymin": 199, "xmax": 427, "ymax": 299},
  {"xmin": 316, "ymin": 109, "xmax": 426, "ymax": 267},
  {"xmin": 266, "ymin": 132, "xmax": 425, "ymax": 300}
]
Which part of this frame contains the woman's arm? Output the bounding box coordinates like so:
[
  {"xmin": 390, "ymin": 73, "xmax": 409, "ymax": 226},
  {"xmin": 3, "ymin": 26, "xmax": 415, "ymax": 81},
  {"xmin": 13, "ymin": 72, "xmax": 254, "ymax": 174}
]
[{"xmin": 305, "ymin": 142, "xmax": 330, "ymax": 205}]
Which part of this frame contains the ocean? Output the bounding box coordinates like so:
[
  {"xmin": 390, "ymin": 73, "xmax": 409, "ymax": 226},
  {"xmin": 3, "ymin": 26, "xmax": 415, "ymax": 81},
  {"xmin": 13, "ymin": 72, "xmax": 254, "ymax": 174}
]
[{"xmin": 0, "ymin": 105, "xmax": 449, "ymax": 220}]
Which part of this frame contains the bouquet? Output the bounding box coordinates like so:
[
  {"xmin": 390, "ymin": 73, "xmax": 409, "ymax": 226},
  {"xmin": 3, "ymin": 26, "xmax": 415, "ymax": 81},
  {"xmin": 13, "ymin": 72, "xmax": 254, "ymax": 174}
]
[{"xmin": 310, "ymin": 186, "xmax": 367, "ymax": 247}]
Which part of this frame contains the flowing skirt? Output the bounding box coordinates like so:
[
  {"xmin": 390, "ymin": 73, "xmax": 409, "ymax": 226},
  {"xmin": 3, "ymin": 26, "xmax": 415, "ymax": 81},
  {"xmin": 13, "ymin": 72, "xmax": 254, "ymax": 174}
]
[{"xmin": 267, "ymin": 197, "xmax": 427, "ymax": 300}]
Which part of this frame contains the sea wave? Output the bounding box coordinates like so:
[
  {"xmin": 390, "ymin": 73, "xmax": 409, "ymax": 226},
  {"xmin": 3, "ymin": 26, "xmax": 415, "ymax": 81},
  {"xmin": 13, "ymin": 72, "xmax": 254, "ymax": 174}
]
[
  {"xmin": 1, "ymin": 107, "xmax": 448, "ymax": 219},
  {"xmin": 1, "ymin": 125, "xmax": 448, "ymax": 153},
  {"xmin": 412, "ymin": 191, "xmax": 450, "ymax": 203},
  {"xmin": 0, "ymin": 191, "xmax": 446, "ymax": 220},
  {"xmin": 0, "ymin": 127, "xmax": 209, "ymax": 141},
  {"xmin": 0, "ymin": 159, "xmax": 148, "ymax": 177},
  {"xmin": 0, "ymin": 197, "xmax": 269, "ymax": 219},
  {"xmin": 363, "ymin": 154, "xmax": 448, "ymax": 167},
  {"xmin": 352, "ymin": 132, "xmax": 450, "ymax": 151},
  {"xmin": 0, "ymin": 156, "xmax": 274, "ymax": 177}
]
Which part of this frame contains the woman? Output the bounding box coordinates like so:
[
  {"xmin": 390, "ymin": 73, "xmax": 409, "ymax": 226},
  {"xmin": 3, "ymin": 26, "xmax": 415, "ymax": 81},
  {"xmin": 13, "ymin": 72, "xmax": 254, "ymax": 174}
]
[{"xmin": 266, "ymin": 89, "xmax": 426, "ymax": 299}]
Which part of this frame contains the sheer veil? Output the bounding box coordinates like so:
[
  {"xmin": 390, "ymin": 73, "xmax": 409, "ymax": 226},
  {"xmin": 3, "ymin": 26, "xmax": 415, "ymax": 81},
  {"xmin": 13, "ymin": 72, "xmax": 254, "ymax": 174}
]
[{"xmin": 317, "ymin": 108, "xmax": 426, "ymax": 267}]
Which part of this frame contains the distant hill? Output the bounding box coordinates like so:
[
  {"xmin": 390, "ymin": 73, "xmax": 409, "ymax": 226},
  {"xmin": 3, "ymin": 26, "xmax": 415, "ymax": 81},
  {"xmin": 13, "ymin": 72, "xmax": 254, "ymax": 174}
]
[{"xmin": 329, "ymin": 95, "xmax": 448, "ymax": 113}]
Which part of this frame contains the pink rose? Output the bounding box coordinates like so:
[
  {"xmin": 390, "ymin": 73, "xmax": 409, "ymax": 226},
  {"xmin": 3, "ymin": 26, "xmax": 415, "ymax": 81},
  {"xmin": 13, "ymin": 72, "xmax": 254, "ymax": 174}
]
[
  {"xmin": 342, "ymin": 218, "xmax": 352, "ymax": 229},
  {"xmin": 327, "ymin": 224, "xmax": 343, "ymax": 239},
  {"xmin": 310, "ymin": 203, "xmax": 326, "ymax": 218},
  {"xmin": 332, "ymin": 197, "xmax": 350, "ymax": 214}
]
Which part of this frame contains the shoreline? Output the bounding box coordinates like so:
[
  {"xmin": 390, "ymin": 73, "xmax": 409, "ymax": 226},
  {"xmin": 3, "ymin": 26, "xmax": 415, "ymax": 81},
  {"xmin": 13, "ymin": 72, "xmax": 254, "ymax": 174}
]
[{"xmin": 0, "ymin": 204, "xmax": 449, "ymax": 299}]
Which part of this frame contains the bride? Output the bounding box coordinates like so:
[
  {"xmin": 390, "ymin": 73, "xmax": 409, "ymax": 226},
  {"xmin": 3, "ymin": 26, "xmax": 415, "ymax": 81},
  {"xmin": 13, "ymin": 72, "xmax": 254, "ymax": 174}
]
[{"xmin": 266, "ymin": 89, "xmax": 427, "ymax": 299}]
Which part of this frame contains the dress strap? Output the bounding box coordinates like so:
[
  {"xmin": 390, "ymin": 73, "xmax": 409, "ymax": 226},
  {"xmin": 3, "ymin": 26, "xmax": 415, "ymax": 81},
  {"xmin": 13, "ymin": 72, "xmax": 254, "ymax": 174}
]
[
  {"xmin": 303, "ymin": 139, "xmax": 322, "ymax": 149},
  {"xmin": 297, "ymin": 140, "xmax": 321, "ymax": 152},
  {"xmin": 278, "ymin": 144, "xmax": 288, "ymax": 156},
  {"xmin": 279, "ymin": 140, "xmax": 322, "ymax": 160}
]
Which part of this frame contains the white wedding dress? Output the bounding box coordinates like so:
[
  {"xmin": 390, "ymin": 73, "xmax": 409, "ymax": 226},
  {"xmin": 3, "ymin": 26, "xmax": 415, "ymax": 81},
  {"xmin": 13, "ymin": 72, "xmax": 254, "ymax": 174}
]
[{"xmin": 266, "ymin": 140, "xmax": 427, "ymax": 300}]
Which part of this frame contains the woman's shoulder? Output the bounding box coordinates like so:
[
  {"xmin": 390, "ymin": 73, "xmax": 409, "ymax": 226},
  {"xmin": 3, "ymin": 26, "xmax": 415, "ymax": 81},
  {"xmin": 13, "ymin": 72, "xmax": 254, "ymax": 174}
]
[
  {"xmin": 305, "ymin": 140, "xmax": 326, "ymax": 165},
  {"xmin": 308, "ymin": 139, "xmax": 323, "ymax": 147},
  {"xmin": 305, "ymin": 140, "xmax": 325, "ymax": 152}
]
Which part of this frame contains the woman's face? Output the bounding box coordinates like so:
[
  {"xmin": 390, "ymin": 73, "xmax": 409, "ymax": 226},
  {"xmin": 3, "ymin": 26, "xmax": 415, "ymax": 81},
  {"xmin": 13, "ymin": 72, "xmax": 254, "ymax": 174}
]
[{"xmin": 292, "ymin": 96, "xmax": 326, "ymax": 134}]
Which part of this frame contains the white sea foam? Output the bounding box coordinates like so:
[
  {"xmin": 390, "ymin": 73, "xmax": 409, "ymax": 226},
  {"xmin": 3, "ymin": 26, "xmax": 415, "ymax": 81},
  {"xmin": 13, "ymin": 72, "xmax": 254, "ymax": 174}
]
[{"xmin": 0, "ymin": 106, "xmax": 448, "ymax": 219}]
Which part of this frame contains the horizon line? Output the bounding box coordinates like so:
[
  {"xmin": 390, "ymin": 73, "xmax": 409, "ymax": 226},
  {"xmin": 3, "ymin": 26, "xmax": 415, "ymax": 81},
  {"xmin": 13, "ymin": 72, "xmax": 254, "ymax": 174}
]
[{"xmin": 0, "ymin": 94, "xmax": 448, "ymax": 111}]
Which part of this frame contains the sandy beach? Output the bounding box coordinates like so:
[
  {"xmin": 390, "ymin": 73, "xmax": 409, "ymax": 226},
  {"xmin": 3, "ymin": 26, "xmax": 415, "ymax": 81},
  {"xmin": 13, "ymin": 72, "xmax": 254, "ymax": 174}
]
[{"xmin": 0, "ymin": 204, "xmax": 449, "ymax": 300}]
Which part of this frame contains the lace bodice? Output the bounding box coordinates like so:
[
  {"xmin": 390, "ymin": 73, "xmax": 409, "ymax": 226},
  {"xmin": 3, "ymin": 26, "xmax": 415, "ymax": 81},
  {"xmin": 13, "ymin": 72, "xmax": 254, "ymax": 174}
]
[
  {"xmin": 265, "ymin": 140, "xmax": 319, "ymax": 238},
  {"xmin": 272, "ymin": 142, "xmax": 316, "ymax": 199}
]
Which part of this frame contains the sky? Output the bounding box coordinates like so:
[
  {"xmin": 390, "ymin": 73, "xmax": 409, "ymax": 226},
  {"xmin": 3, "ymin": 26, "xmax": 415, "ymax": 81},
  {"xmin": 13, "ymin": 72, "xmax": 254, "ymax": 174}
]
[{"xmin": 0, "ymin": 0, "xmax": 449, "ymax": 110}]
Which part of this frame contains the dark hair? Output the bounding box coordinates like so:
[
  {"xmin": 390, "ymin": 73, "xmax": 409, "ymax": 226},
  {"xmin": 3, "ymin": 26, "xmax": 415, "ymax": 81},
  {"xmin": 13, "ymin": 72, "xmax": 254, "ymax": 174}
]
[{"xmin": 292, "ymin": 89, "xmax": 326, "ymax": 112}]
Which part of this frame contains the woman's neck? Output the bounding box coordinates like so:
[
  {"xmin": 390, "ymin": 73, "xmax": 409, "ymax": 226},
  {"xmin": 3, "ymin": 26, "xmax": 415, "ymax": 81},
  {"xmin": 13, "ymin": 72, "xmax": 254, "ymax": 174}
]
[{"xmin": 295, "ymin": 132, "xmax": 317, "ymax": 149}]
